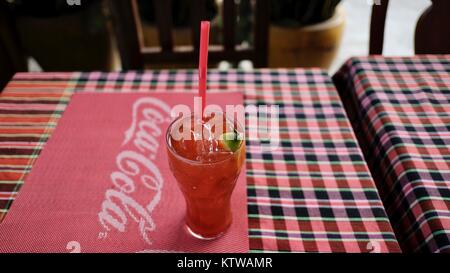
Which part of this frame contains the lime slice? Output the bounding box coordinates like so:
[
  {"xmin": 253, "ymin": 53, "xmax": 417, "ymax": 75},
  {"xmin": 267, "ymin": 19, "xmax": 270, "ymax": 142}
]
[{"xmin": 220, "ymin": 131, "xmax": 243, "ymax": 152}]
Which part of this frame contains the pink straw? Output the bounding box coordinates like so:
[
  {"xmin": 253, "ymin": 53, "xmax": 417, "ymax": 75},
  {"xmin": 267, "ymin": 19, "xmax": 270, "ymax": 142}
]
[{"xmin": 198, "ymin": 21, "xmax": 210, "ymax": 117}]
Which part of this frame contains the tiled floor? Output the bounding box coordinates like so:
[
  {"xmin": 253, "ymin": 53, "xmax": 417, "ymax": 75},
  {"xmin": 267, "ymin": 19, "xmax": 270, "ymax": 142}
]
[{"xmin": 330, "ymin": 0, "xmax": 430, "ymax": 73}]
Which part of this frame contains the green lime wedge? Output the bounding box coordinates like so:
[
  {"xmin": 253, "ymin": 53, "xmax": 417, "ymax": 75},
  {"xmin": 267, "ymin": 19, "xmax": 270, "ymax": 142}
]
[{"xmin": 220, "ymin": 131, "xmax": 243, "ymax": 152}]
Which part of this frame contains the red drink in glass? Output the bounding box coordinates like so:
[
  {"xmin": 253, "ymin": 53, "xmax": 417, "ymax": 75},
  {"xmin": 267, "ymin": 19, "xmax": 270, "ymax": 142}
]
[{"xmin": 166, "ymin": 113, "xmax": 245, "ymax": 239}]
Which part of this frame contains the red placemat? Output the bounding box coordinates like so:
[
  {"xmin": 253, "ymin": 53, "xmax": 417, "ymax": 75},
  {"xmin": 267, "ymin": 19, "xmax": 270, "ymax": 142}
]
[{"xmin": 0, "ymin": 92, "xmax": 248, "ymax": 253}]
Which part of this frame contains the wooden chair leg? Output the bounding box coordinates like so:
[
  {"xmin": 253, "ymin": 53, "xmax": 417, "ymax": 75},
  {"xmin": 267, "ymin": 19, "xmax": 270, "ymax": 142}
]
[
  {"xmin": 369, "ymin": 0, "xmax": 389, "ymax": 55},
  {"xmin": 106, "ymin": 0, "xmax": 144, "ymax": 70}
]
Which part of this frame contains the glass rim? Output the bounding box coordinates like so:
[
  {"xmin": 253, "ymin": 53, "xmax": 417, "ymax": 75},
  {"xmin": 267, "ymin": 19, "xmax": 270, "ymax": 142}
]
[{"xmin": 165, "ymin": 113, "xmax": 245, "ymax": 166}]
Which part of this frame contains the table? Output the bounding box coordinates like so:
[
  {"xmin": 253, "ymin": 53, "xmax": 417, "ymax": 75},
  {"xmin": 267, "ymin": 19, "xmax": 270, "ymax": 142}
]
[
  {"xmin": 0, "ymin": 69, "xmax": 400, "ymax": 252},
  {"xmin": 334, "ymin": 55, "xmax": 450, "ymax": 253}
]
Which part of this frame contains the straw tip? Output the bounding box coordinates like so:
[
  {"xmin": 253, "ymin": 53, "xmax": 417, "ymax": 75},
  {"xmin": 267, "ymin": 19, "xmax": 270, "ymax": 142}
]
[{"xmin": 201, "ymin": 21, "xmax": 210, "ymax": 29}]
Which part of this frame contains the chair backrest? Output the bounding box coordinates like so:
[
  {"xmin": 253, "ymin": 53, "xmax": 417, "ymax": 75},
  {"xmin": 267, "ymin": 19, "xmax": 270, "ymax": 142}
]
[
  {"xmin": 108, "ymin": 0, "xmax": 269, "ymax": 69},
  {"xmin": 369, "ymin": 0, "xmax": 450, "ymax": 55}
]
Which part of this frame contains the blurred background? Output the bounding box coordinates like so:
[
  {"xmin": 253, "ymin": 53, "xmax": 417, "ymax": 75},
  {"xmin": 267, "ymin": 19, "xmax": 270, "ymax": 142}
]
[
  {"xmin": 0, "ymin": 0, "xmax": 430, "ymax": 89},
  {"xmin": 333, "ymin": 0, "xmax": 429, "ymax": 72}
]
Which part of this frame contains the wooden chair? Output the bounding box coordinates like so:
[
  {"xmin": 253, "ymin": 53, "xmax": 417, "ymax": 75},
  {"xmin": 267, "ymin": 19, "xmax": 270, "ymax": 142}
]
[
  {"xmin": 107, "ymin": 0, "xmax": 269, "ymax": 69},
  {"xmin": 369, "ymin": 0, "xmax": 450, "ymax": 55}
]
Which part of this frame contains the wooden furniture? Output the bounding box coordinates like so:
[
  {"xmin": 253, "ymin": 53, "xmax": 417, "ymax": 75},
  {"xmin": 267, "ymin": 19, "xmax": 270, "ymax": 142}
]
[
  {"xmin": 108, "ymin": 0, "xmax": 270, "ymax": 69},
  {"xmin": 369, "ymin": 0, "xmax": 450, "ymax": 55}
]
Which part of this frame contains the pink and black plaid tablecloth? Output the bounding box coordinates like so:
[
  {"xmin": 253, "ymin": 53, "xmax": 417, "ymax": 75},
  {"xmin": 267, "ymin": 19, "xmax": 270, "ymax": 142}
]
[
  {"xmin": 334, "ymin": 55, "xmax": 450, "ymax": 253},
  {"xmin": 0, "ymin": 69, "xmax": 400, "ymax": 252}
]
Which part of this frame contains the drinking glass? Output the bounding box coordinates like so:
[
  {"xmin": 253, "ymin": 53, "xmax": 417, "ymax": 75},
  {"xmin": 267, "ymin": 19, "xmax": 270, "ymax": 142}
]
[{"xmin": 166, "ymin": 113, "xmax": 245, "ymax": 239}]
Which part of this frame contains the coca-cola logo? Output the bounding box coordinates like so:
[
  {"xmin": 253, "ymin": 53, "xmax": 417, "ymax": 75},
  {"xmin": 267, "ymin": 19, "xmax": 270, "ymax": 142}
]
[{"xmin": 97, "ymin": 97, "xmax": 171, "ymax": 245}]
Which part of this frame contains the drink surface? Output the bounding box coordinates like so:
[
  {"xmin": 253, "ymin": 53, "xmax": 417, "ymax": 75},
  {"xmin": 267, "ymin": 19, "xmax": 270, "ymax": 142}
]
[
  {"xmin": 169, "ymin": 115, "xmax": 240, "ymax": 162},
  {"xmin": 166, "ymin": 114, "xmax": 245, "ymax": 239}
]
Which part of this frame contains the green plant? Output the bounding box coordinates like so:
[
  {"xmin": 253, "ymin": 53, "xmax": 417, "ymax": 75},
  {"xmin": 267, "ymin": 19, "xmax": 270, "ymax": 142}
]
[{"xmin": 270, "ymin": 0, "xmax": 341, "ymax": 27}]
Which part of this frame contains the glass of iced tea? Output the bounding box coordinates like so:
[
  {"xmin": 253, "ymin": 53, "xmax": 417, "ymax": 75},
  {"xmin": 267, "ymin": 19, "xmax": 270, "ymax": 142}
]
[{"xmin": 166, "ymin": 113, "xmax": 245, "ymax": 240}]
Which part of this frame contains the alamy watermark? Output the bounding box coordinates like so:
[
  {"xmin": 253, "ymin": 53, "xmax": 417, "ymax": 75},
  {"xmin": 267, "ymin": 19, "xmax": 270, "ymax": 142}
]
[
  {"xmin": 367, "ymin": 0, "xmax": 382, "ymax": 5},
  {"xmin": 66, "ymin": 0, "xmax": 81, "ymax": 6},
  {"xmin": 170, "ymin": 97, "xmax": 280, "ymax": 152}
]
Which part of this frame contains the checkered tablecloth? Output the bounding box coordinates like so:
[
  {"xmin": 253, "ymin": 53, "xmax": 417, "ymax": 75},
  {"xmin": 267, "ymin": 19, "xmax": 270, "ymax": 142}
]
[
  {"xmin": 0, "ymin": 70, "xmax": 400, "ymax": 253},
  {"xmin": 334, "ymin": 55, "xmax": 450, "ymax": 253}
]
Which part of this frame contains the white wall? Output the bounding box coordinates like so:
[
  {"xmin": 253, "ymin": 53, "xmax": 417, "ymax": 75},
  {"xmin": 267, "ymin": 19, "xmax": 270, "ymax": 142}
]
[{"xmin": 331, "ymin": 0, "xmax": 431, "ymax": 73}]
